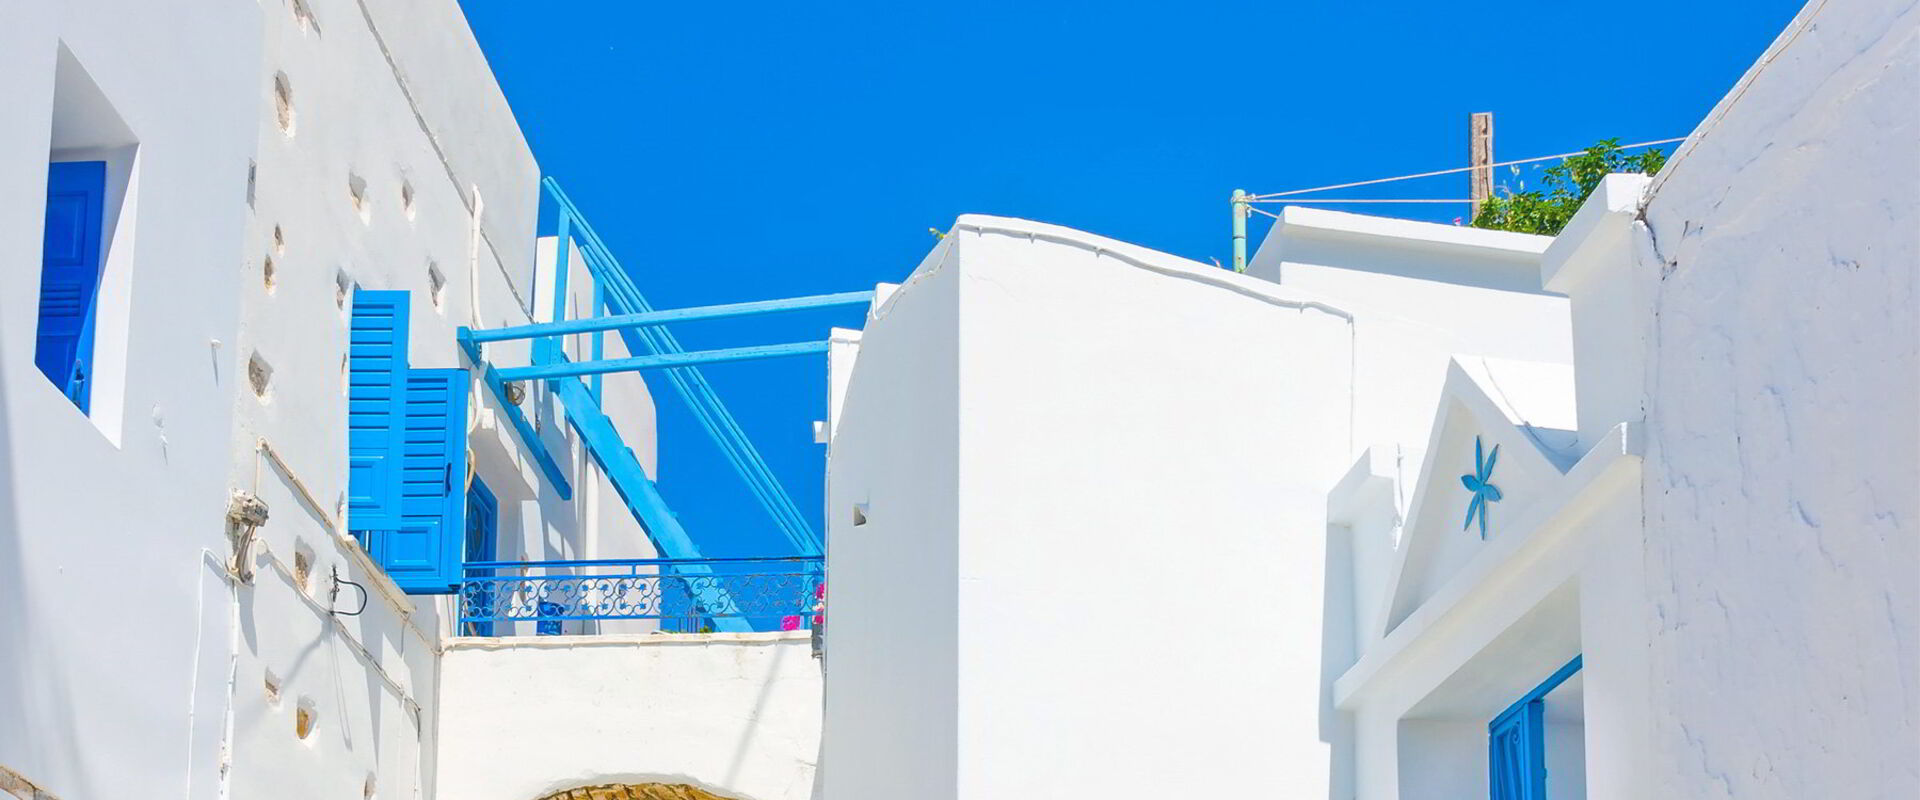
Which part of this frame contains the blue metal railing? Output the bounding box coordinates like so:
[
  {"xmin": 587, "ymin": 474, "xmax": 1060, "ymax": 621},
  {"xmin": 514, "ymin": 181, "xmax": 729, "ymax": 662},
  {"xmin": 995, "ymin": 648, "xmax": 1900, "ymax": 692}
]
[{"xmin": 457, "ymin": 556, "xmax": 824, "ymax": 635}]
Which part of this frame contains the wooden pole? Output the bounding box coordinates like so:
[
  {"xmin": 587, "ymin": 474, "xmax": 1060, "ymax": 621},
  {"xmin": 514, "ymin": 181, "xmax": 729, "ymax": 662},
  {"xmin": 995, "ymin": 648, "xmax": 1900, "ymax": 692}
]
[{"xmin": 1469, "ymin": 112, "xmax": 1493, "ymax": 221}]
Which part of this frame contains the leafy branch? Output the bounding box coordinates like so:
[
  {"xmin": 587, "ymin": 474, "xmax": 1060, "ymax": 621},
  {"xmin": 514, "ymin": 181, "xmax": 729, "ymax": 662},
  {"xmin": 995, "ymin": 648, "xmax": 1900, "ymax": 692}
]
[{"xmin": 1470, "ymin": 138, "xmax": 1668, "ymax": 235}]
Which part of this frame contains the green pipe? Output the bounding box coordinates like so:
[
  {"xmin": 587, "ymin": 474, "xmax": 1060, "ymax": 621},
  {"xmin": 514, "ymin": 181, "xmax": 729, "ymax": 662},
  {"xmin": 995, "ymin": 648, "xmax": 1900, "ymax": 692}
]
[{"xmin": 1231, "ymin": 188, "xmax": 1249, "ymax": 273}]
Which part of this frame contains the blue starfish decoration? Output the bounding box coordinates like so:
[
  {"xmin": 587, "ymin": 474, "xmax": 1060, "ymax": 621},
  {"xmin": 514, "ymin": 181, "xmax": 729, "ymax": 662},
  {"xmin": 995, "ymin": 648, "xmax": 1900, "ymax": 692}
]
[{"xmin": 1461, "ymin": 436, "xmax": 1502, "ymax": 538}]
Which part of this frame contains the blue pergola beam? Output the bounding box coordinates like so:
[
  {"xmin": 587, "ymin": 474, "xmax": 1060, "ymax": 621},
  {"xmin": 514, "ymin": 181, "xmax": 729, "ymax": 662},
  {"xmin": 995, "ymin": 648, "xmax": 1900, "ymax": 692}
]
[
  {"xmin": 468, "ymin": 291, "xmax": 875, "ymax": 344},
  {"xmin": 494, "ymin": 341, "xmax": 829, "ymax": 383}
]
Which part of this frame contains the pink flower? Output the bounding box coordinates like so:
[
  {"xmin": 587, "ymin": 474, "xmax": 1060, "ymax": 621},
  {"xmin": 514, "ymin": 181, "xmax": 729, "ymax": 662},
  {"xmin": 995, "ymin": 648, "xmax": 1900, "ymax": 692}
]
[{"xmin": 780, "ymin": 615, "xmax": 803, "ymax": 631}]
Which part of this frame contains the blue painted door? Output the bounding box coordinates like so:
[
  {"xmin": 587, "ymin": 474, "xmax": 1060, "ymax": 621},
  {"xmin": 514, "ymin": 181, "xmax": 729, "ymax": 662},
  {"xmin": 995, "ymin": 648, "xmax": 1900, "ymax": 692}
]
[
  {"xmin": 1489, "ymin": 699, "xmax": 1546, "ymax": 800},
  {"xmin": 462, "ymin": 477, "xmax": 497, "ymax": 636},
  {"xmin": 37, "ymin": 161, "xmax": 107, "ymax": 412}
]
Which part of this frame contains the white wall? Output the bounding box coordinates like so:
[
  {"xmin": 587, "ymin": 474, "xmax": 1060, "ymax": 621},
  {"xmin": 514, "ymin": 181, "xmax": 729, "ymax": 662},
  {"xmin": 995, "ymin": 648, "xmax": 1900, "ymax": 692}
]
[
  {"xmin": 0, "ymin": 1, "xmax": 666, "ymax": 797},
  {"xmin": 822, "ymin": 240, "xmax": 961, "ymax": 799},
  {"xmin": 437, "ymin": 633, "xmax": 823, "ymax": 800},
  {"xmin": 0, "ymin": 2, "xmax": 261, "ymax": 797},
  {"xmin": 1632, "ymin": 1, "xmax": 1919, "ymax": 796},
  {"xmin": 824, "ymin": 213, "xmax": 1573, "ymax": 798}
]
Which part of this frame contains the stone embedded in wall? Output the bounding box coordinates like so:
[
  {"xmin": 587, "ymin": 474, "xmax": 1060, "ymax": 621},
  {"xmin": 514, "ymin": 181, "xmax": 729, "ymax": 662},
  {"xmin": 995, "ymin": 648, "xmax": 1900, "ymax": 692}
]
[{"xmin": 534, "ymin": 784, "xmax": 737, "ymax": 800}]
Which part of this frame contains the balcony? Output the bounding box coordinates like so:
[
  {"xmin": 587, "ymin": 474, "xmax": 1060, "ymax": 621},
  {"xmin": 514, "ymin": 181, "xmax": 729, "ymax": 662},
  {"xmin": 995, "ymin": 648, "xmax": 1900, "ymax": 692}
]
[{"xmin": 456, "ymin": 555, "xmax": 824, "ymax": 636}]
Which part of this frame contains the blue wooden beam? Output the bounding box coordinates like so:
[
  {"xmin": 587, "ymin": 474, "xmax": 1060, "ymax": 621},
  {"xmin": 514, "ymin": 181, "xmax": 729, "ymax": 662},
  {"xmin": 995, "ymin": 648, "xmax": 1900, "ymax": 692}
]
[
  {"xmin": 538, "ymin": 352, "xmax": 752, "ymax": 633},
  {"xmin": 468, "ymin": 291, "xmax": 874, "ymax": 344},
  {"xmin": 494, "ymin": 341, "xmax": 829, "ymax": 383},
  {"xmin": 456, "ymin": 327, "xmax": 572, "ymax": 500}
]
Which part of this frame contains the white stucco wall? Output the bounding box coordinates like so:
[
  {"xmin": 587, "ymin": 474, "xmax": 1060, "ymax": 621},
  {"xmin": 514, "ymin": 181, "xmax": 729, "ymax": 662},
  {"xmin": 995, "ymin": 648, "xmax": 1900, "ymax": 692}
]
[
  {"xmin": 824, "ymin": 213, "xmax": 1573, "ymax": 798},
  {"xmin": 437, "ymin": 633, "xmax": 823, "ymax": 800},
  {"xmin": 0, "ymin": 2, "xmax": 261, "ymax": 797},
  {"xmin": 1632, "ymin": 1, "xmax": 1919, "ymax": 796},
  {"xmin": 1, "ymin": 1, "xmax": 665, "ymax": 798}
]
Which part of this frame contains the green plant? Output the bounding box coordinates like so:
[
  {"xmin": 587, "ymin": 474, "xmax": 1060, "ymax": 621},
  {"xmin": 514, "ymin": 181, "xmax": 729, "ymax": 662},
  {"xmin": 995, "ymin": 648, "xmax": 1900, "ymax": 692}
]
[{"xmin": 1470, "ymin": 138, "xmax": 1668, "ymax": 235}]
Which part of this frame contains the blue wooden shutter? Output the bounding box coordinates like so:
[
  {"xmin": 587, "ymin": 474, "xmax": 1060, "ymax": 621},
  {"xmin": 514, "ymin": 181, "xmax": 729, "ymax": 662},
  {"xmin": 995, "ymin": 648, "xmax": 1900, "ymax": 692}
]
[
  {"xmin": 37, "ymin": 161, "xmax": 107, "ymax": 412},
  {"xmin": 370, "ymin": 368, "xmax": 470, "ymax": 594},
  {"xmin": 348, "ymin": 290, "xmax": 411, "ymax": 536}
]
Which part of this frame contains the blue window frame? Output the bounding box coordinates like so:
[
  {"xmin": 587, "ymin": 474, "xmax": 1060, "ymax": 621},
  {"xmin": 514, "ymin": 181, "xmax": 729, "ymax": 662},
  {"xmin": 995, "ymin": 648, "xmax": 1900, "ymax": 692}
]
[
  {"xmin": 1489, "ymin": 656, "xmax": 1582, "ymax": 800},
  {"xmin": 37, "ymin": 161, "xmax": 108, "ymax": 413},
  {"xmin": 461, "ymin": 477, "xmax": 498, "ymax": 636}
]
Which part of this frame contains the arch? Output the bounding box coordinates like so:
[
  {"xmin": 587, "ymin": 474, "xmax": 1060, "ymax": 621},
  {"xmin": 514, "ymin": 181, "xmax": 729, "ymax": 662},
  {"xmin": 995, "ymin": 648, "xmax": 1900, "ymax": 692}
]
[{"xmin": 534, "ymin": 784, "xmax": 738, "ymax": 800}]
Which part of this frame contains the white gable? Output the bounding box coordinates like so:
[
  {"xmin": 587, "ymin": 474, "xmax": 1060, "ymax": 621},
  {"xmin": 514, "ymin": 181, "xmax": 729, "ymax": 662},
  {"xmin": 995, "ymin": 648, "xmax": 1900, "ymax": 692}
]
[{"xmin": 1379, "ymin": 358, "xmax": 1577, "ymax": 635}]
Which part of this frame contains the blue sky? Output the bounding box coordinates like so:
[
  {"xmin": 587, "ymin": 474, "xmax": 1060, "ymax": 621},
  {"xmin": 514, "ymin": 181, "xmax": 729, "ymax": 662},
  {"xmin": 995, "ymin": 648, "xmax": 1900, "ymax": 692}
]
[{"xmin": 458, "ymin": 0, "xmax": 1804, "ymax": 557}]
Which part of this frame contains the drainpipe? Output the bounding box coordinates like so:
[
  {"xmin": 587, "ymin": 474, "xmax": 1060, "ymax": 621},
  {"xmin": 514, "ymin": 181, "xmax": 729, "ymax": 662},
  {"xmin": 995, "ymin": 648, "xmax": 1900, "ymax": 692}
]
[{"xmin": 1230, "ymin": 189, "xmax": 1249, "ymax": 272}]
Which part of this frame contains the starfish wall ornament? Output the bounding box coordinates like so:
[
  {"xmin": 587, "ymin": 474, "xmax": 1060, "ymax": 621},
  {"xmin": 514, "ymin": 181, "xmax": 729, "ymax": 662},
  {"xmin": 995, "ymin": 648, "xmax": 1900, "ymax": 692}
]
[{"xmin": 1461, "ymin": 436, "xmax": 1502, "ymax": 538}]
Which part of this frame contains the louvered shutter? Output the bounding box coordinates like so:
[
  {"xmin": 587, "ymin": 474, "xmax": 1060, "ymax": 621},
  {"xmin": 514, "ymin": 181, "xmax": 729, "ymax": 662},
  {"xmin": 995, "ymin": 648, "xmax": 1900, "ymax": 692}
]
[
  {"xmin": 37, "ymin": 161, "xmax": 107, "ymax": 411},
  {"xmin": 347, "ymin": 290, "xmax": 410, "ymax": 536},
  {"xmin": 370, "ymin": 368, "xmax": 470, "ymax": 593}
]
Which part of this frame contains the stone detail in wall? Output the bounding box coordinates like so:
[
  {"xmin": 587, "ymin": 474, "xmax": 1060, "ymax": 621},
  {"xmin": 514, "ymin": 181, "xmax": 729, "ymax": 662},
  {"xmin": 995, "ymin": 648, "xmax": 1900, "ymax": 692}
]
[{"xmin": 535, "ymin": 783, "xmax": 736, "ymax": 800}]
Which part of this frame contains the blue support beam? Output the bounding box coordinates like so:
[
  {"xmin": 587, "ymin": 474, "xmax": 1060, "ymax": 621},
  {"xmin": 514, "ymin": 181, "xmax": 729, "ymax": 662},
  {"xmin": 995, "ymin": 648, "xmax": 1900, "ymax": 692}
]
[
  {"xmin": 536, "ymin": 350, "xmax": 751, "ymax": 633},
  {"xmin": 494, "ymin": 341, "xmax": 829, "ymax": 383},
  {"xmin": 456, "ymin": 328, "xmax": 573, "ymax": 500},
  {"xmin": 468, "ymin": 291, "xmax": 875, "ymax": 344},
  {"xmin": 544, "ymin": 179, "xmax": 822, "ymax": 556}
]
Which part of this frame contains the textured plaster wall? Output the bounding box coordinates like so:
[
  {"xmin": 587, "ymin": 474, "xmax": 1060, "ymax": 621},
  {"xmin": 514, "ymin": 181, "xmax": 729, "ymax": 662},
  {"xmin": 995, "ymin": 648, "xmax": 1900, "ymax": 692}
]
[
  {"xmin": 436, "ymin": 634, "xmax": 823, "ymax": 800},
  {"xmin": 1636, "ymin": 1, "xmax": 1919, "ymax": 796},
  {"xmin": 0, "ymin": 2, "xmax": 261, "ymax": 798},
  {"xmin": 1, "ymin": 0, "xmax": 660, "ymax": 797}
]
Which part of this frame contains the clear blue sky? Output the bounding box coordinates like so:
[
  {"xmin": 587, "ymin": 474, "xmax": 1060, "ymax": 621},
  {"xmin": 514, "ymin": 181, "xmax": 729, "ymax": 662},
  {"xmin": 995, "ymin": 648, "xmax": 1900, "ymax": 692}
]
[{"xmin": 458, "ymin": 0, "xmax": 1804, "ymax": 557}]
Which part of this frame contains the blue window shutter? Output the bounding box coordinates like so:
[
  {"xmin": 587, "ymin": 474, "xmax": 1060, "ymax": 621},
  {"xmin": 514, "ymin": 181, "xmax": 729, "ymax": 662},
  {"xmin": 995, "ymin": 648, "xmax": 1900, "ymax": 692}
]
[
  {"xmin": 37, "ymin": 161, "xmax": 107, "ymax": 412},
  {"xmin": 347, "ymin": 290, "xmax": 411, "ymax": 536},
  {"xmin": 371, "ymin": 368, "xmax": 470, "ymax": 594}
]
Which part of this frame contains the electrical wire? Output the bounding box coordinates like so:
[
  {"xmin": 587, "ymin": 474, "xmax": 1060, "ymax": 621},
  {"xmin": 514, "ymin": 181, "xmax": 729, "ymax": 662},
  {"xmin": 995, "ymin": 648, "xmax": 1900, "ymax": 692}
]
[{"xmin": 1246, "ymin": 136, "xmax": 1686, "ymax": 201}]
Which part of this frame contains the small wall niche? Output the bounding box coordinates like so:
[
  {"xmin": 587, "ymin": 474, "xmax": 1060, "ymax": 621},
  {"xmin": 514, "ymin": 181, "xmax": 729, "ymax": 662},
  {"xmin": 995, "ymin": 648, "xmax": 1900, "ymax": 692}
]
[
  {"xmin": 262, "ymin": 669, "xmax": 282, "ymax": 704},
  {"xmin": 294, "ymin": 697, "xmax": 318, "ymax": 740},
  {"xmin": 428, "ymin": 260, "xmax": 446, "ymax": 311},
  {"xmin": 347, "ymin": 172, "xmax": 369, "ymax": 224},
  {"xmin": 247, "ymin": 352, "xmax": 274, "ymax": 400},
  {"xmin": 272, "ymin": 72, "xmax": 295, "ymax": 136}
]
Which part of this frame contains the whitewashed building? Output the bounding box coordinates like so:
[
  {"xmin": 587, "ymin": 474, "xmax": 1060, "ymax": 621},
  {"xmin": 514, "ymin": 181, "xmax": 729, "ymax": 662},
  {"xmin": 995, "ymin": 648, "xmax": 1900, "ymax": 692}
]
[
  {"xmin": 3, "ymin": 1, "xmax": 1913, "ymax": 800},
  {"xmin": 3, "ymin": 2, "xmax": 825, "ymax": 800},
  {"xmin": 818, "ymin": 1, "xmax": 1916, "ymax": 798}
]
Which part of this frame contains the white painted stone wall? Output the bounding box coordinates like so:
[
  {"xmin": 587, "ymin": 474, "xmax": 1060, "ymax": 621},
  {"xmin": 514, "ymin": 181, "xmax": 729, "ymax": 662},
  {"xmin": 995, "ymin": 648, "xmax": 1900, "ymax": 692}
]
[
  {"xmin": 0, "ymin": 1, "xmax": 663, "ymax": 798},
  {"xmin": 1631, "ymin": 1, "xmax": 1919, "ymax": 796},
  {"xmin": 823, "ymin": 213, "xmax": 1570, "ymax": 798},
  {"xmin": 437, "ymin": 633, "xmax": 823, "ymax": 800},
  {"xmin": 0, "ymin": 2, "xmax": 262, "ymax": 797}
]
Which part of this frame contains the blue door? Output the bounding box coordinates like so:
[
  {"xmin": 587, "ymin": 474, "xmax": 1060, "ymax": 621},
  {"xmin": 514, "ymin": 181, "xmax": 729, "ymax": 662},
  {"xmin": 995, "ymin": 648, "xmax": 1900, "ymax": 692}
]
[
  {"xmin": 461, "ymin": 477, "xmax": 498, "ymax": 636},
  {"xmin": 37, "ymin": 161, "xmax": 107, "ymax": 412}
]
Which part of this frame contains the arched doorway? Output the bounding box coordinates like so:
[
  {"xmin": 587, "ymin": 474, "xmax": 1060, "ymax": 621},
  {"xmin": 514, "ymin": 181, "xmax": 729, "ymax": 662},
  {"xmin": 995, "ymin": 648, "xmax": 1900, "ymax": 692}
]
[{"xmin": 534, "ymin": 783, "xmax": 737, "ymax": 800}]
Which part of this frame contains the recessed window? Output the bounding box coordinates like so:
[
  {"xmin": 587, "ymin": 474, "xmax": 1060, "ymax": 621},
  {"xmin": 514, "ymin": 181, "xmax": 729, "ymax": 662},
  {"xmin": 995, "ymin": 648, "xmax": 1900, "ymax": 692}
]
[
  {"xmin": 852, "ymin": 504, "xmax": 869, "ymax": 526},
  {"xmin": 40, "ymin": 44, "xmax": 137, "ymax": 442},
  {"xmin": 262, "ymin": 253, "xmax": 276, "ymax": 292},
  {"xmin": 400, "ymin": 179, "xmax": 416, "ymax": 221}
]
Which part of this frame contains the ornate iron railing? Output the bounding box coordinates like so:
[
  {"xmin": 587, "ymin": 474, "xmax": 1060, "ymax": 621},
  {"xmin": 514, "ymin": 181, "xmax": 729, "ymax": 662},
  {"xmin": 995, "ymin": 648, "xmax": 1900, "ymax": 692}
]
[{"xmin": 457, "ymin": 556, "xmax": 823, "ymax": 635}]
